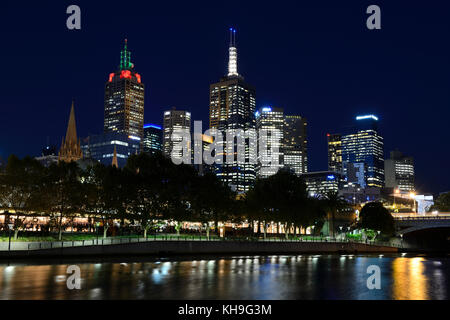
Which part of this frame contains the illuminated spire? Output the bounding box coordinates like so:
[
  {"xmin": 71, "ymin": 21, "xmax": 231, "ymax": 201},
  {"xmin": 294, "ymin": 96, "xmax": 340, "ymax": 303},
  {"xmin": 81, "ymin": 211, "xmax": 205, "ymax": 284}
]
[
  {"xmin": 119, "ymin": 39, "xmax": 133, "ymax": 71},
  {"xmin": 58, "ymin": 100, "xmax": 83, "ymax": 163},
  {"xmin": 228, "ymin": 28, "xmax": 238, "ymax": 77}
]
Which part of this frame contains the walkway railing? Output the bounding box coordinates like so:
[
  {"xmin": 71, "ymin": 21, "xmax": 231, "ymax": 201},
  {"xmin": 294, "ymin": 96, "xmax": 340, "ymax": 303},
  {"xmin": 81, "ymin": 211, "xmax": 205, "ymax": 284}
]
[{"xmin": 0, "ymin": 235, "xmax": 402, "ymax": 252}]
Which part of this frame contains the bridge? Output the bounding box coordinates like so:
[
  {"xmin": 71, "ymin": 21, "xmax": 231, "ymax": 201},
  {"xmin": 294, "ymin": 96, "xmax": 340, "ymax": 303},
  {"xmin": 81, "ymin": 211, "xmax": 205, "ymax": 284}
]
[{"xmin": 393, "ymin": 213, "xmax": 450, "ymax": 235}]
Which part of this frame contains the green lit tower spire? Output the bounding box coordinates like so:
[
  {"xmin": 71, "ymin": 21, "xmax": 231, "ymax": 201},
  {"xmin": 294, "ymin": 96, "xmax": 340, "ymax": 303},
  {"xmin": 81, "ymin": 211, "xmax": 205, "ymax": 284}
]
[{"xmin": 119, "ymin": 39, "xmax": 133, "ymax": 70}]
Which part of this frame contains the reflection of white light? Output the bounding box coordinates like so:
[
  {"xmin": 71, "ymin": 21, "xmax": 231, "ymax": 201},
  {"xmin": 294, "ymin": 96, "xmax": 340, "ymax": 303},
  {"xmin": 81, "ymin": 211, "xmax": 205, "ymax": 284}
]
[{"xmin": 5, "ymin": 266, "xmax": 15, "ymax": 273}]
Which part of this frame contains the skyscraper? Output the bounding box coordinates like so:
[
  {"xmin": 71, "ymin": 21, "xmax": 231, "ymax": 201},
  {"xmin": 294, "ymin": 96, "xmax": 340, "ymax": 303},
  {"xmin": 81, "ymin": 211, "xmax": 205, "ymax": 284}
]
[
  {"xmin": 255, "ymin": 107, "xmax": 284, "ymax": 178},
  {"xmin": 385, "ymin": 150, "xmax": 415, "ymax": 191},
  {"xmin": 59, "ymin": 101, "xmax": 83, "ymax": 163},
  {"xmin": 283, "ymin": 115, "xmax": 308, "ymax": 175},
  {"xmin": 163, "ymin": 108, "xmax": 191, "ymax": 158},
  {"xmin": 104, "ymin": 39, "xmax": 145, "ymax": 141},
  {"xmin": 143, "ymin": 124, "xmax": 163, "ymax": 155},
  {"xmin": 341, "ymin": 115, "xmax": 384, "ymax": 188},
  {"xmin": 327, "ymin": 133, "xmax": 342, "ymax": 173},
  {"xmin": 209, "ymin": 28, "xmax": 256, "ymax": 192}
]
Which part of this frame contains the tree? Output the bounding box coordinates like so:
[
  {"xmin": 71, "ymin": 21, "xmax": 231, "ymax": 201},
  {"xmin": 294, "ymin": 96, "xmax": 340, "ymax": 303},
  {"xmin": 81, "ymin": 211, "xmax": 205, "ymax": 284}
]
[
  {"xmin": 430, "ymin": 192, "xmax": 450, "ymax": 212},
  {"xmin": 359, "ymin": 202, "xmax": 395, "ymax": 236},
  {"xmin": 0, "ymin": 155, "xmax": 46, "ymax": 238},
  {"xmin": 319, "ymin": 191, "xmax": 349, "ymax": 238},
  {"xmin": 245, "ymin": 170, "xmax": 309, "ymax": 239},
  {"xmin": 42, "ymin": 161, "xmax": 83, "ymax": 240},
  {"xmin": 191, "ymin": 172, "xmax": 235, "ymax": 238}
]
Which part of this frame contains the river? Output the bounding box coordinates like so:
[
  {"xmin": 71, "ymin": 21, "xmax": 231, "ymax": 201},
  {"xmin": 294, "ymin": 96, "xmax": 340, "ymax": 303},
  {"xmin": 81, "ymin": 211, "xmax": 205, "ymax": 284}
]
[{"xmin": 0, "ymin": 254, "xmax": 448, "ymax": 299}]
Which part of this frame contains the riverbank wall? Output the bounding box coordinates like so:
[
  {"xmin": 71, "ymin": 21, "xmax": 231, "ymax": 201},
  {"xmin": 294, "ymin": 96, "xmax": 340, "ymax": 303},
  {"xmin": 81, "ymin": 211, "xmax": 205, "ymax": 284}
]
[{"xmin": 0, "ymin": 240, "xmax": 398, "ymax": 258}]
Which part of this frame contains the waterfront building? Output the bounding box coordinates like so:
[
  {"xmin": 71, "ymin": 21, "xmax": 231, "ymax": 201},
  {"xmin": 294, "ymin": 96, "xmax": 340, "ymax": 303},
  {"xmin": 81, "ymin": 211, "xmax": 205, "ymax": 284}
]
[
  {"xmin": 80, "ymin": 132, "xmax": 140, "ymax": 168},
  {"xmin": 163, "ymin": 108, "xmax": 191, "ymax": 159},
  {"xmin": 209, "ymin": 28, "xmax": 256, "ymax": 192},
  {"xmin": 143, "ymin": 124, "xmax": 163, "ymax": 155},
  {"xmin": 385, "ymin": 150, "xmax": 415, "ymax": 191},
  {"xmin": 341, "ymin": 115, "xmax": 384, "ymax": 188},
  {"xmin": 58, "ymin": 101, "xmax": 83, "ymax": 163},
  {"xmin": 104, "ymin": 39, "xmax": 145, "ymax": 141},
  {"xmin": 283, "ymin": 115, "xmax": 307, "ymax": 175},
  {"xmin": 255, "ymin": 107, "xmax": 284, "ymax": 178}
]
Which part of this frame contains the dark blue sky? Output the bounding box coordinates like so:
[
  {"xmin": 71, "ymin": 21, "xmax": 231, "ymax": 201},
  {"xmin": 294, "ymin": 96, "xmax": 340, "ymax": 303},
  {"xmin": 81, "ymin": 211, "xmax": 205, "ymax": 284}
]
[{"xmin": 0, "ymin": 0, "xmax": 449, "ymax": 193}]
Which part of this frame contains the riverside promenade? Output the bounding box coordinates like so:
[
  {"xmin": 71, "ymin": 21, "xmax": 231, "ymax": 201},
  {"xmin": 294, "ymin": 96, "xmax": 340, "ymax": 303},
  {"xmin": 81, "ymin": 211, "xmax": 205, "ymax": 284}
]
[{"xmin": 0, "ymin": 237, "xmax": 399, "ymax": 258}]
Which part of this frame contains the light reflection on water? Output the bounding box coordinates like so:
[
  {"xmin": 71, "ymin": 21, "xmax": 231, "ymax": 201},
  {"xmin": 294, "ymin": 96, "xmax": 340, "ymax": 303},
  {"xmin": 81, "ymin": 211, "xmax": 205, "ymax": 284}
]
[{"xmin": 0, "ymin": 254, "xmax": 448, "ymax": 300}]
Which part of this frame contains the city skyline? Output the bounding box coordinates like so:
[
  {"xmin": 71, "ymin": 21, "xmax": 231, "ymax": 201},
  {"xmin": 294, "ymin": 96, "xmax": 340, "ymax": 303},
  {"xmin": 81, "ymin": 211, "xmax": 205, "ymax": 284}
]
[{"xmin": 0, "ymin": 1, "xmax": 449, "ymax": 194}]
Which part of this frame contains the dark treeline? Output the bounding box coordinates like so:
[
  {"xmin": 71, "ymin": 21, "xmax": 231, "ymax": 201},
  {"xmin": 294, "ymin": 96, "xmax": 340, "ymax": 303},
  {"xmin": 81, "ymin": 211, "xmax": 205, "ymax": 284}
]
[{"xmin": 0, "ymin": 152, "xmax": 358, "ymax": 240}]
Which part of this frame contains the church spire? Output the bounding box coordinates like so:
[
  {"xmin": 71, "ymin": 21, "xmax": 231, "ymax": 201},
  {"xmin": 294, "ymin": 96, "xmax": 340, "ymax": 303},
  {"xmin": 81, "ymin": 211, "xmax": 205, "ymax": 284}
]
[
  {"xmin": 59, "ymin": 101, "xmax": 83, "ymax": 163},
  {"xmin": 112, "ymin": 145, "xmax": 118, "ymax": 168},
  {"xmin": 227, "ymin": 28, "xmax": 238, "ymax": 77}
]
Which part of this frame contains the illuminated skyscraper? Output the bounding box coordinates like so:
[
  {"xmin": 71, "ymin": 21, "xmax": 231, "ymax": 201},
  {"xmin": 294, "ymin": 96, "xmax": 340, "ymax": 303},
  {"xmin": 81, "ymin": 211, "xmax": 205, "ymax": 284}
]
[
  {"xmin": 163, "ymin": 108, "xmax": 191, "ymax": 158},
  {"xmin": 385, "ymin": 150, "xmax": 415, "ymax": 191},
  {"xmin": 283, "ymin": 115, "xmax": 308, "ymax": 175},
  {"xmin": 143, "ymin": 124, "xmax": 163, "ymax": 155},
  {"xmin": 255, "ymin": 107, "xmax": 284, "ymax": 178},
  {"xmin": 104, "ymin": 39, "xmax": 145, "ymax": 142},
  {"xmin": 209, "ymin": 28, "xmax": 256, "ymax": 192},
  {"xmin": 341, "ymin": 115, "xmax": 384, "ymax": 188},
  {"xmin": 327, "ymin": 133, "xmax": 342, "ymax": 173}
]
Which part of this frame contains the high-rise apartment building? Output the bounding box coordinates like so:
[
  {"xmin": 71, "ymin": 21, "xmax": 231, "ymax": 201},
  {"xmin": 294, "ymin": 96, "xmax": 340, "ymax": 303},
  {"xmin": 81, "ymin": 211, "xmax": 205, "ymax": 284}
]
[
  {"xmin": 283, "ymin": 115, "xmax": 307, "ymax": 175},
  {"xmin": 209, "ymin": 29, "xmax": 256, "ymax": 193},
  {"xmin": 255, "ymin": 107, "xmax": 284, "ymax": 178},
  {"xmin": 327, "ymin": 133, "xmax": 342, "ymax": 173},
  {"xmin": 104, "ymin": 40, "xmax": 145, "ymax": 141},
  {"xmin": 385, "ymin": 150, "xmax": 415, "ymax": 191},
  {"xmin": 163, "ymin": 108, "xmax": 191, "ymax": 158},
  {"xmin": 341, "ymin": 115, "xmax": 384, "ymax": 188},
  {"xmin": 143, "ymin": 124, "xmax": 163, "ymax": 155}
]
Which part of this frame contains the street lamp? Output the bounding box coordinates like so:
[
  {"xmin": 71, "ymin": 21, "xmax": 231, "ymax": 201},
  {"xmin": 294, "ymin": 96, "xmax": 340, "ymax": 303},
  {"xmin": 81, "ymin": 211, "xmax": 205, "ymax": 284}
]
[
  {"xmin": 8, "ymin": 223, "xmax": 14, "ymax": 252},
  {"xmin": 95, "ymin": 222, "xmax": 100, "ymax": 245}
]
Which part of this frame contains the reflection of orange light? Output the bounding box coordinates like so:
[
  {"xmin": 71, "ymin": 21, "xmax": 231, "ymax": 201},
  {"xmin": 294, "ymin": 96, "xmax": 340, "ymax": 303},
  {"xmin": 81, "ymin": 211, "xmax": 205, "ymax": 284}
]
[
  {"xmin": 392, "ymin": 257, "xmax": 428, "ymax": 300},
  {"xmin": 202, "ymin": 134, "xmax": 213, "ymax": 144}
]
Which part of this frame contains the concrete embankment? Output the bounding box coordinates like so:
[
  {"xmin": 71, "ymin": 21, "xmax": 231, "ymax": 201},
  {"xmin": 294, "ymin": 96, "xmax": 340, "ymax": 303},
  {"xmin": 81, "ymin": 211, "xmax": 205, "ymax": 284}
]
[{"xmin": 0, "ymin": 240, "xmax": 398, "ymax": 258}]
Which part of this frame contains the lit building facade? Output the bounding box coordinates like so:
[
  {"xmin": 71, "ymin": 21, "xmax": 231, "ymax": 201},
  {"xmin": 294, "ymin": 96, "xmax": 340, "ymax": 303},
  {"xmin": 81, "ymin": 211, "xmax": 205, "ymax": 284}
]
[
  {"xmin": 385, "ymin": 150, "xmax": 415, "ymax": 191},
  {"xmin": 283, "ymin": 115, "xmax": 307, "ymax": 175},
  {"xmin": 163, "ymin": 108, "xmax": 191, "ymax": 159},
  {"xmin": 341, "ymin": 115, "xmax": 384, "ymax": 188},
  {"xmin": 81, "ymin": 132, "xmax": 140, "ymax": 168},
  {"xmin": 255, "ymin": 107, "xmax": 284, "ymax": 178},
  {"xmin": 104, "ymin": 40, "xmax": 145, "ymax": 142},
  {"xmin": 143, "ymin": 124, "xmax": 163, "ymax": 155},
  {"xmin": 327, "ymin": 133, "xmax": 342, "ymax": 173},
  {"xmin": 301, "ymin": 171, "xmax": 343, "ymax": 197},
  {"xmin": 209, "ymin": 29, "xmax": 256, "ymax": 193}
]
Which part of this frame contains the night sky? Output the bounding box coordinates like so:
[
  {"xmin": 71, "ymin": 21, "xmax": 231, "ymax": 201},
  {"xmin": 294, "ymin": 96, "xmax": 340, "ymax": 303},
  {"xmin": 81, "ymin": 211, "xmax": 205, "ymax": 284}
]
[{"xmin": 0, "ymin": 1, "xmax": 449, "ymax": 194}]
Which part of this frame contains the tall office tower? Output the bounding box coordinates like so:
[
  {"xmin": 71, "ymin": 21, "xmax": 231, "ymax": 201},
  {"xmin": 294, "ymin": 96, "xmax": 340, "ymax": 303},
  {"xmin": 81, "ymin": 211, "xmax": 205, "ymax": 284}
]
[
  {"xmin": 283, "ymin": 115, "xmax": 308, "ymax": 175},
  {"xmin": 104, "ymin": 39, "xmax": 145, "ymax": 142},
  {"xmin": 209, "ymin": 28, "xmax": 256, "ymax": 192},
  {"xmin": 59, "ymin": 101, "xmax": 83, "ymax": 163},
  {"xmin": 163, "ymin": 108, "xmax": 191, "ymax": 158},
  {"xmin": 327, "ymin": 133, "xmax": 342, "ymax": 173},
  {"xmin": 341, "ymin": 115, "xmax": 384, "ymax": 188},
  {"xmin": 143, "ymin": 124, "xmax": 163, "ymax": 155},
  {"xmin": 385, "ymin": 150, "xmax": 415, "ymax": 191},
  {"xmin": 255, "ymin": 107, "xmax": 284, "ymax": 178}
]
